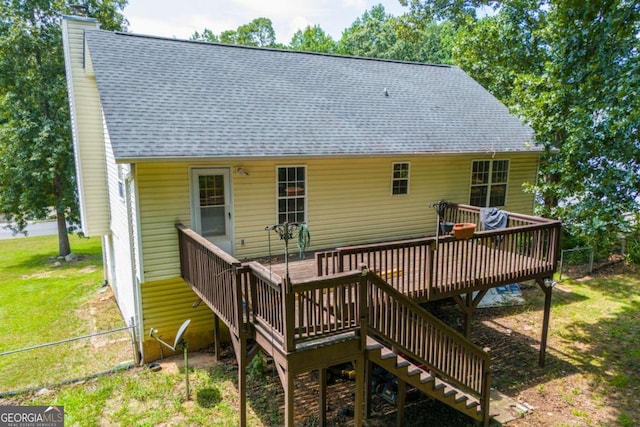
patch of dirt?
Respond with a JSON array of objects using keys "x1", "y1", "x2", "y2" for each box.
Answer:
[
  {"x1": 75, "y1": 285, "x2": 132, "y2": 350},
  {"x1": 155, "y1": 353, "x2": 220, "y2": 375}
]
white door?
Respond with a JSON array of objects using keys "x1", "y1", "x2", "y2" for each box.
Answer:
[{"x1": 191, "y1": 168, "x2": 233, "y2": 254}]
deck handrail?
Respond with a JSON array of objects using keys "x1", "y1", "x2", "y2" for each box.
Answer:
[
  {"x1": 365, "y1": 270, "x2": 490, "y2": 399},
  {"x1": 244, "y1": 261, "x2": 287, "y2": 346},
  {"x1": 316, "y1": 204, "x2": 561, "y2": 301},
  {"x1": 429, "y1": 223, "x2": 560, "y2": 299},
  {"x1": 176, "y1": 224, "x2": 246, "y2": 336},
  {"x1": 285, "y1": 271, "x2": 364, "y2": 351},
  {"x1": 442, "y1": 203, "x2": 559, "y2": 232}
]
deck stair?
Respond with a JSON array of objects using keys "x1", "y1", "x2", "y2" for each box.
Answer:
[{"x1": 366, "y1": 336, "x2": 485, "y2": 422}]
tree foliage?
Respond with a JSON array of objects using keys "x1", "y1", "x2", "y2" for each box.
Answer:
[
  {"x1": 289, "y1": 25, "x2": 336, "y2": 53},
  {"x1": 0, "y1": 0, "x2": 128, "y2": 255},
  {"x1": 337, "y1": 4, "x2": 456, "y2": 64},
  {"x1": 192, "y1": 17, "x2": 281, "y2": 48},
  {"x1": 406, "y1": 0, "x2": 640, "y2": 253}
]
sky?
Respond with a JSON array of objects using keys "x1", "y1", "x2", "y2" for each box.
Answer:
[{"x1": 122, "y1": 0, "x2": 410, "y2": 44}]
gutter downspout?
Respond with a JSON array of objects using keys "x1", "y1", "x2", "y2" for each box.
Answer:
[{"x1": 125, "y1": 164, "x2": 144, "y2": 364}]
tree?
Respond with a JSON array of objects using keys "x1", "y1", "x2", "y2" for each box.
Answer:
[
  {"x1": 0, "y1": 0, "x2": 128, "y2": 256},
  {"x1": 337, "y1": 5, "x2": 456, "y2": 64},
  {"x1": 338, "y1": 5, "x2": 399, "y2": 58},
  {"x1": 289, "y1": 25, "x2": 336, "y2": 53},
  {"x1": 522, "y1": 1, "x2": 640, "y2": 251},
  {"x1": 406, "y1": 0, "x2": 640, "y2": 253},
  {"x1": 191, "y1": 28, "x2": 219, "y2": 43},
  {"x1": 192, "y1": 17, "x2": 281, "y2": 48},
  {"x1": 237, "y1": 17, "x2": 277, "y2": 47}
]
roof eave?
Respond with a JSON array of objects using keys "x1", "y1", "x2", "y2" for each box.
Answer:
[{"x1": 114, "y1": 148, "x2": 543, "y2": 164}]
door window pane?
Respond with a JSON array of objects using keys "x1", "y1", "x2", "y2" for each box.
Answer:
[
  {"x1": 199, "y1": 174, "x2": 225, "y2": 236},
  {"x1": 200, "y1": 206, "x2": 225, "y2": 236},
  {"x1": 199, "y1": 175, "x2": 224, "y2": 206}
]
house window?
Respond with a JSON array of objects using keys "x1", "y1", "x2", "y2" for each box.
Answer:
[
  {"x1": 392, "y1": 162, "x2": 409, "y2": 195},
  {"x1": 470, "y1": 160, "x2": 509, "y2": 207},
  {"x1": 277, "y1": 166, "x2": 306, "y2": 224},
  {"x1": 117, "y1": 164, "x2": 127, "y2": 200}
]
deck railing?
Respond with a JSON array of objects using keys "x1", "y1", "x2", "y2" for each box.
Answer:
[
  {"x1": 367, "y1": 272, "x2": 490, "y2": 399},
  {"x1": 244, "y1": 261, "x2": 286, "y2": 346},
  {"x1": 316, "y1": 204, "x2": 561, "y2": 300},
  {"x1": 178, "y1": 225, "x2": 365, "y2": 353},
  {"x1": 176, "y1": 224, "x2": 246, "y2": 336}
]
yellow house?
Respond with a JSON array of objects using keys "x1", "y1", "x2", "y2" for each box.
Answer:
[{"x1": 62, "y1": 15, "x2": 541, "y2": 363}]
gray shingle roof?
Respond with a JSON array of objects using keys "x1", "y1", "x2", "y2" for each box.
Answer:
[{"x1": 84, "y1": 30, "x2": 537, "y2": 160}]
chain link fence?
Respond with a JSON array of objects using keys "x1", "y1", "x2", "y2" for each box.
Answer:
[
  {"x1": 558, "y1": 247, "x2": 594, "y2": 281},
  {"x1": 0, "y1": 325, "x2": 137, "y2": 397}
]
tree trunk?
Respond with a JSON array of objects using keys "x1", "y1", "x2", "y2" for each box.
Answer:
[
  {"x1": 56, "y1": 204, "x2": 71, "y2": 256},
  {"x1": 53, "y1": 172, "x2": 71, "y2": 256}
]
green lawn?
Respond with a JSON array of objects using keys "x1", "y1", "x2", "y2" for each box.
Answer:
[{"x1": 0, "y1": 235, "x2": 131, "y2": 393}]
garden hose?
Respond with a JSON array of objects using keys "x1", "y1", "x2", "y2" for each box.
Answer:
[{"x1": 297, "y1": 223, "x2": 310, "y2": 258}]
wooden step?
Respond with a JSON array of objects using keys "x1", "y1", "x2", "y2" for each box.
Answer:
[
  {"x1": 365, "y1": 336, "x2": 383, "y2": 351},
  {"x1": 380, "y1": 347, "x2": 396, "y2": 360},
  {"x1": 406, "y1": 363, "x2": 422, "y2": 377},
  {"x1": 396, "y1": 355, "x2": 410, "y2": 368},
  {"x1": 455, "y1": 393, "x2": 469, "y2": 404},
  {"x1": 433, "y1": 378, "x2": 446, "y2": 391},
  {"x1": 466, "y1": 400, "x2": 480, "y2": 410},
  {"x1": 419, "y1": 372, "x2": 434, "y2": 384},
  {"x1": 443, "y1": 386, "x2": 457, "y2": 398}
]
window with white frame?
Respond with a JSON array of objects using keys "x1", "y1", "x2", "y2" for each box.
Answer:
[
  {"x1": 392, "y1": 162, "x2": 409, "y2": 195},
  {"x1": 277, "y1": 166, "x2": 306, "y2": 224},
  {"x1": 470, "y1": 159, "x2": 509, "y2": 207}
]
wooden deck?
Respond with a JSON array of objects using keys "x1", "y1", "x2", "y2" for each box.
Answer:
[
  {"x1": 175, "y1": 204, "x2": 561, "y2": 427},
  {"x1": 265, "y1": 238, "x2": 553, "y2": 301}
]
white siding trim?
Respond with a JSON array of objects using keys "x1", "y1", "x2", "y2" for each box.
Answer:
[{"x1": 61, "y1": 17, "x2": 110, "y2": 236}]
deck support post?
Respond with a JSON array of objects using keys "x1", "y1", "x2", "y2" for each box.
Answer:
[
  {"x1": 364, "y1": 358, "x2": 373, "y2": 419},
  {"x1": 284, "y1": 369, "x2": 295, "y2": 426},
  {"x1": 318, "y1": 368, "x2": 327, "y2": 427},
  {"x1": 213, "y1": 314, "x2": 221, "y2": 362},
  {"x1": 354, "y1": 357, "x2": 365, "y2": 427},
  {"x1": 236, "y1": 336, "x2": 247, "y2": 427},
  {"x1": 453, "y1": 290, "x2": 488, "y2": 338},
  {"x1": 273, "y1": 362, "x2": 295, "y2": 426},
  {"x1": 537, "y1": 278, "x2": 553, "y2": 367},
  {"x1": 396, "y1": 378, "x2": 406, "y2": 427},
  {"x1": 464, "y1": 291, "x2": 473, "y2": 338}
]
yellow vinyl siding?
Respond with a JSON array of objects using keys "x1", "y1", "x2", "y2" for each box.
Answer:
[
  {"x1": 503, "y1": 154, "x2": 539, "y2": 214},
  {"x1": 134, "y1": 153, "x2": 538, "y2": 275},
  {"x1": 62, "y1": 18, "x2": 110, "y2": 236},
  {"x1": 140, "y1": 278, "x2": 217, "y2": 362},
  {"x1": 136, "y1": 163, "x2": 191, "y2": 282}
]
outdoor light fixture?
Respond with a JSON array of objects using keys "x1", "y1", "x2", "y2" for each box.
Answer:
[
  {"x1": 149, "y1": 319, "x2": 191, "y2": 399},
  {"x1": 236, "y1": 167, "x2": 249, "y2": 176}
]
